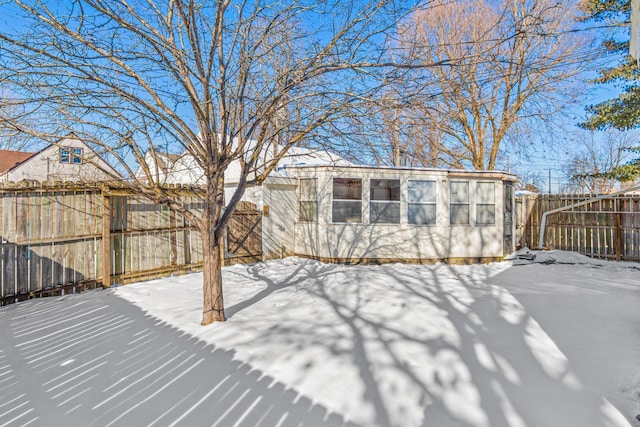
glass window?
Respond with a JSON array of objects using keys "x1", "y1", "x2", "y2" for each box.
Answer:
[
  {"x1": 333, "y1": 178, "x2": 362, "y2": 200},
  {"x1": 299, "y1": 178, "x2": 318, "y2": 222},
  {"x1": 370, "y1": 200, "x2": 400, "y2": 223},
  {"x1": 408, "y1": 180, "x2": 436, "y2": 225},
  {"x1": 332, "y1": 178, "x2": 362, "y2": 223},
  {"x1": 332, "y1": 201, "x2": 362, "y2": 223},
  {"x1": 370, "y1": 179, "x2": 400, "y2": 201},
  {"x1": 476, "y1": 182, "x2": 495, "y2": 225},
  {"x1": 450, "y1": 181, "x2": 469, "y2": 225},
  {"x1": 370, "y1": 179, "x2": 400, "y2": 224},
  {"x1": 72, "y1": 147, "x2": 83, "y2": 164},
  {"x1": 299, "y1": 201, "x2": 318, "y2": 222},
  {"x1": 299, "y1": 178, "x2": 317, "y2": 200},
  {"x1": 60, "y1": 148, "x2": 70, "y2": 163}
]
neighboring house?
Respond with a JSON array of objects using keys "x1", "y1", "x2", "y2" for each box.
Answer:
[{"x1": 0, "y1": 136, "x2": 121, "y2": 183}]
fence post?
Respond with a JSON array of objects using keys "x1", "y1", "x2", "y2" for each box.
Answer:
[
  {"x1": 101, "y1": 188, "x2": 111, "y2": 288},
  {"x1": 615, "y1": 198, "x2": 622, "y2": 261}
]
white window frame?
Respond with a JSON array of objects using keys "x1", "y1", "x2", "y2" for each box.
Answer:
[
  {"x1": 449, "y1": 181, "x2": 470, "y2": 225},
  {"x1": 407, "y1": 180, "x2": 437, "y2": 226},
  {"x1": 369, "y1": 178, "x2": 400, "y2": 224},
  {"x1": 298, "y1": 178, "x2": 318, "y2": 223},
  {"x1": 332, "y1": 177, "x2": 362, "y2": 223},
  {"x1": 475, "y1": 181, "x2": 496, "y2": 225}
]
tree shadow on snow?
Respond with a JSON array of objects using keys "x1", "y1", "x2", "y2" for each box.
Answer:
[{"x1": 232, "y1": 260, "x2": 626, "y2": 427}]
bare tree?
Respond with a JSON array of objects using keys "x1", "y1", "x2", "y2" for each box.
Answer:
[
  {"x1": 0, "y1": 90, "x2": 39, "y2": 150},
  {"x1": 389, "y1": 0, "x2": 594, "y2": 170},
  {"x1": 0, "y1": 0, "x2": 437, "y2": 324},
  {"x1": 562, "y1": 129, "x2": 636, "y2": 194},
  {"x1": 514, "y1": 170, "x2": 544, "y2": 193}
]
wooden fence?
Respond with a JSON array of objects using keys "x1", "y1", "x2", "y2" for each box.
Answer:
[
  {"x1": 0, "y1": 182, "x2": 262, "y2": 305},
  {"x1": 516, "y1": 194, "x2": 640, "y2": 261}
]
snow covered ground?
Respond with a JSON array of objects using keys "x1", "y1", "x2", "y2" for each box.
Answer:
[{"x1": 110, "y1": 250, "x2": 640, "y2": 427}]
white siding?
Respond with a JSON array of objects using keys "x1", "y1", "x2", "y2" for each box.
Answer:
[
  {"x1": 5, "y1": 138, "x2": 118, "y2": 182},
  {"x1": 292, "y1": 167, "x2": 514, "y2": 261}
]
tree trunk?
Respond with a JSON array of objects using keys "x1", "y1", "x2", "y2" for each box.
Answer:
[
  {"x1": 201, "y1": 227, "x2": 226, "y2": 325},
  {"x1": 201, "y1": 171, "x2": 226, "y2": 325}
]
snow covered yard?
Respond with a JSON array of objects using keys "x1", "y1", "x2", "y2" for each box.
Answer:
[
  {"x1": 112, "y1": 251, "x2": 640, "y2": 427},
  {"x1": 0, "y1": 251, "x2": 638, "y2": 426}
]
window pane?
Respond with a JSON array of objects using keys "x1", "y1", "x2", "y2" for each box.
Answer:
[
  {"x1": 299, "y1": 178, "x2": 317, "y2": 200},
  {"x1": 408, "y1": 180, "x2": 436, "y2": 203},
  {"x1": 450, "y1": 205, "x2": 469, "y2": 225},
  {"x1": 332, "y1": 201, "x2": 361, "y2": 223},
  {"x1": 450, "y1": 181, "x2": 468, "y2": 203},
  {"x1": 477, "y1": 204, "x2": 495, "y2": 225},
  {"x1": 408, "y1": 204, "x2": 436, "y2": 225},
  {"x1": 370, "y1": 202, "x2": 400, "y2": 224},
  {"x1": 370, "y1": 179, "x2": 400, "y2": 201},
  {"x1": 476, "y1": 182, "x2": 495, "y2": 204},
  {"x1": 299, "y1": 201, "x2": 318, "y2": 222},
  {"x1": 60, "y1": 148, "x2": 70, "y2": 163},
  {"x1": 333, "y1": 178, "x2": 362, "y2": 200}
]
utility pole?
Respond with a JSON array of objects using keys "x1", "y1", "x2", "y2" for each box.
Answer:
[{"x1": 548, "y1": 169, "x2": 552, "y2": 194}]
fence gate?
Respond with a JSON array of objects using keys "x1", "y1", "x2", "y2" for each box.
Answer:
[{"x1": 225, "y1": 201, "x2": 263, "y2": 265}]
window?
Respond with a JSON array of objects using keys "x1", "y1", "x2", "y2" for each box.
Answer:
[
  {"x1": 476, "y1": 182, "x2": 495, "y2": 225},
  {"x1": 408, "y1": 180, "x2": 436, "y2": 225},
  {"x1": 60, "y1": 147, "x2": 83, "y2": 164},
  {"x1": 72, "y1": 147, "x2": 83, "y2": 164},
  {"x1": 332, "y1": 178, "x2": 362, "y2": 223},
  {"x1": 450, "y1": 181, "x2": 469, "y2": 225},
  {"x1": 299, "y1": 178, "x2": 318, "y2": 222},
  {"x1": 370, "y1": 179, "x2": 400, "y2": 224},
  {"x1": 60, "y1": 148, "x2": 71, "y2": 163}
]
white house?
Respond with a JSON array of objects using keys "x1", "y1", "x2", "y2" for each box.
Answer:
[
  {"x1": 135, "y1": 144, "x2": 517, "y2": 263},
  {"x1": 286, "y1": 165, "x2": 517, "y2": 264},
  {"x1": 0, "y1": 137, "x2": 121, "y2": 183}
]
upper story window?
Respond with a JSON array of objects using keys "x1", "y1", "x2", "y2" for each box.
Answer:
[
  {"x1": 72, "y1": 147, "x2": 83, "y2": 164},
  {"x1": 60, "y1": 147, "x2": 83, "y2": 164},
  {"x1": 332, "y1": 178, "x2": 362, "y2": 223},
  {"x1": 449, "y1": 181, "x2": 469, "y2": 225},
  {"x1": 299, "y1": 178, "x2": 318, "y2": 222},
  {"x1": 476, "y1": 182, "x2": 496, "y2": 225},
  {"x1": 408, "y1": 180, "x2": 436, "y2": 225},
  {"x1": 369, "y1": 179, "x2": 400, "y2": 224}
]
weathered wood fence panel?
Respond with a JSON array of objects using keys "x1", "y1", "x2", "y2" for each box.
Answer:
[
  {"x1": 0, "y1": 182, "x2": 263, "y2": 305},
  {"x1": 516, "y1": 194, "x2": 640, "y2": 262},
  {"x1": 226, "y1": 201, "x2": 263, "y2": 265}
]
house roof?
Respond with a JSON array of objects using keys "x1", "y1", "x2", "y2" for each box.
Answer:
[
  {"x1": 284, "y1": 164, "x2": 518, "y2": 181},
  {"x1": 0, "y1": 150, "x2": 37, "y2": 174}
]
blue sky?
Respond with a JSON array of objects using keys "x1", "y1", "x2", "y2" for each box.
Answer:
[{"x1": 1, "y1": 0, "x2": 636, "y2": 191}]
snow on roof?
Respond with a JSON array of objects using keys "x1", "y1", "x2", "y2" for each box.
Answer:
[
  {"x1": 139, "y1": 139, "x2": 352, "y2": 184},
  {"x1": 515, "y1": 190, "x2": 539, "y2": 196}
]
